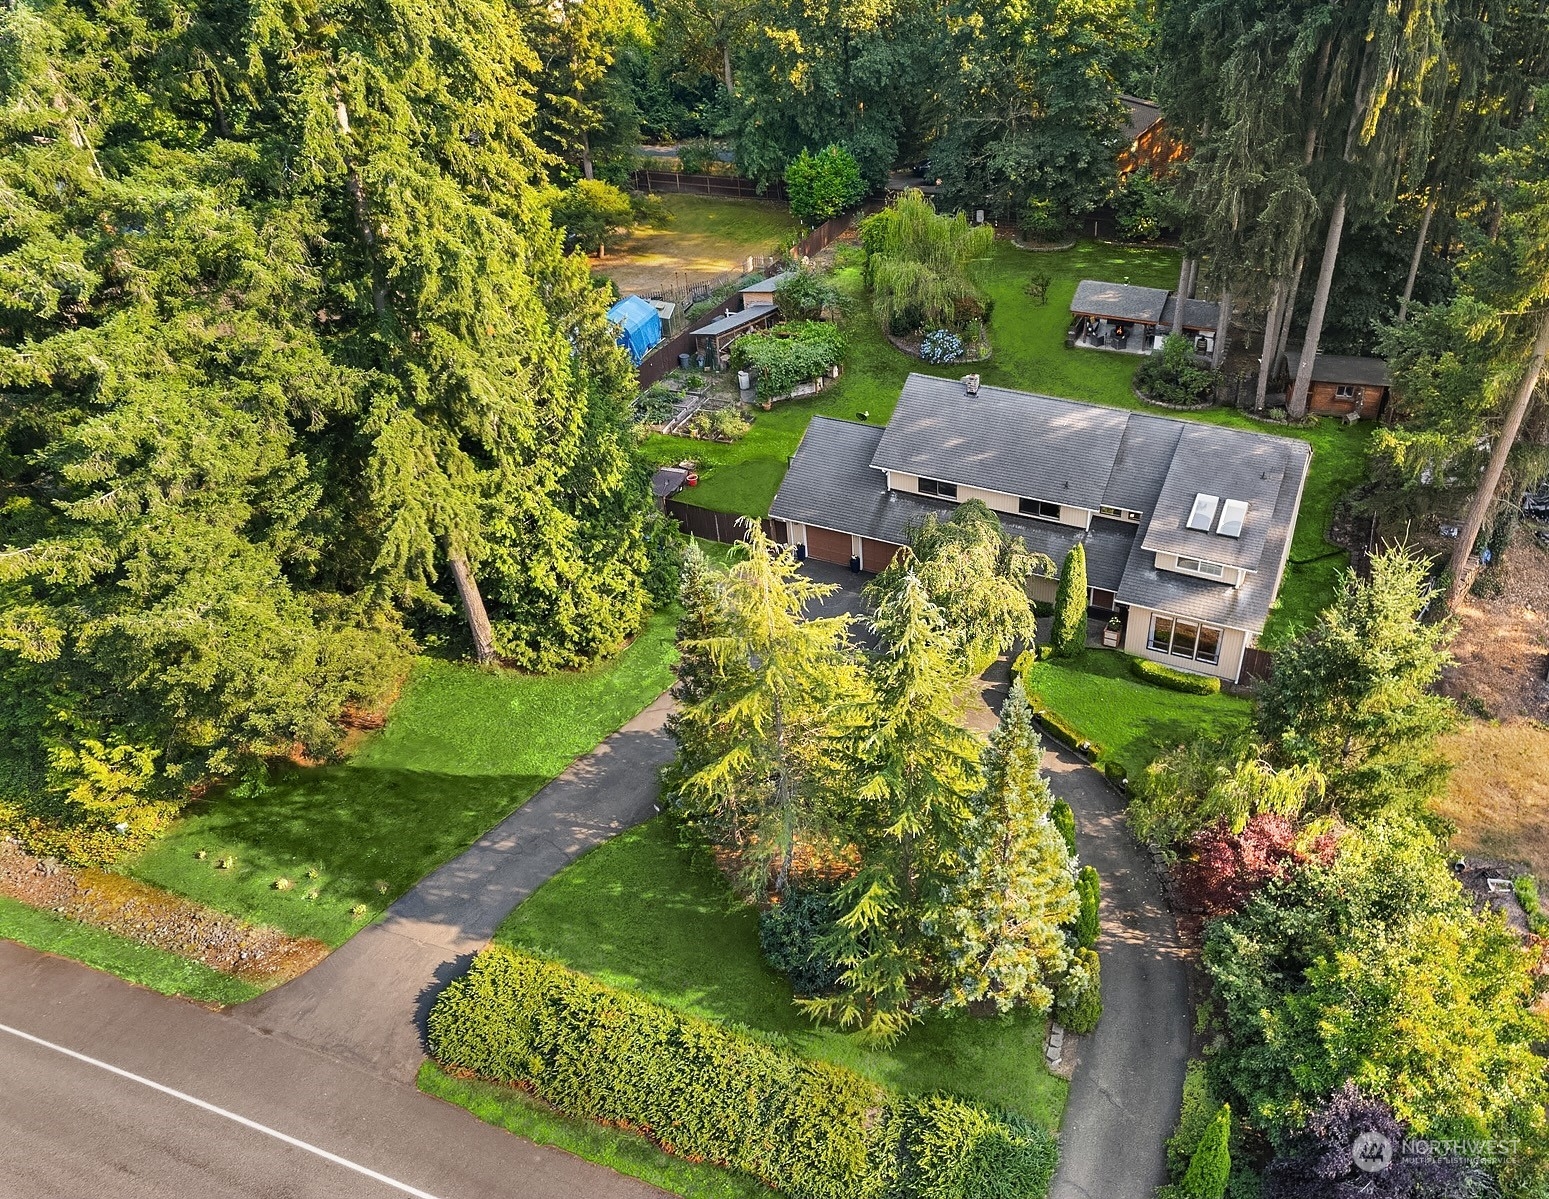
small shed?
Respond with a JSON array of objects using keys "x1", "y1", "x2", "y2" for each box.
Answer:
[
  {"x1": 1069, "y1": 280, "x2": 1169, "y2": 354},
  {"x1": 649, "y1": 298, "x2": 678, "y2": 336},
  {"x1": 1157, "y1": 295, "x2": 1222, "y2": 354},
  {"x1": 692, "y1": 303, "x2": 779, "y2": 370},
  {"x1": 1280, "y1": 348, "x2": 1392, "y2": 420},
  {"x1": 738, "y1": 270, "x2": 798, "y2": 309},
  {"x1": 606, "y1": 295, "x2": 663, "y2": 365},
  {"x1": 651, "y1": 465, "x2": 692, "y2": 509}
]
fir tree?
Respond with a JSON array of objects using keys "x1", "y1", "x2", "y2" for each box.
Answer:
[
  {"x1": 1182, "y1": 1104, "x2": 1231, "y2": 1199},
  {"x1": 938, "y1": 679, "x2": 1079, "y2": 1014},
  {"x1": 1050, "y1": 544, "x2": 1088, "y2": 658}
]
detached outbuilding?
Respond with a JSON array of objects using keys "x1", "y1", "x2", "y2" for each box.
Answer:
[
  {"x1": 606, "y1": 295, "x2": 663, "y2": 365},
  {"x1": 1279, "y1": 349, "x2": 1392, "y2": 420}
]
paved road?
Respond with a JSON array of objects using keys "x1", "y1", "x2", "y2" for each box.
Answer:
[
  {"x1": 234, "y1": 692, "x2": 675, "y2": 1082},
  {"x1": 1043, "y1": 745, "x2": 1190, "y2": 1199},
  {"x1": 0, "y1": 942, "x2": 665, "y2": 1198}
]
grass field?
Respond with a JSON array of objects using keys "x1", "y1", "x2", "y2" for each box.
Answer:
[
  {"x1": 0, "y1": 896, "x2": 260, "y2": 1005},
  {"x1": 1020, "y1": 649, "x2": 1255, "y2": 781},
  {"x1": 644, "y1": 236, "x2": 1368, "y2": 638},
  {"x1": 418, "y1": 1063, "x2": 774, "y2": 1199},
  {"x1": 598, "y1": 194, "x2": 797, "y2": 296},
  {"x1": 496, "y1": 815, "x2": 1068, "y2": 1131},
  {"x1": 1434, "y1": 720, "x2": 1549, "y2": 878},
  {"x1": 124, "y1": 616, "x2": 678, "y2": 946}
]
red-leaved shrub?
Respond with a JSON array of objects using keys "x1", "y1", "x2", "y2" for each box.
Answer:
[{"x1": 1175, "y1": 814, "x2": 1340, "y2": 917}]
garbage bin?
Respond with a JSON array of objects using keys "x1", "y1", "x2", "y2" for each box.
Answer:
[
  {"x1": 678, "y1": 352, "x2": 691, "y2": 370},
  {"x1": 737, "y1": 370, "x2": 752, "y2": 391}
]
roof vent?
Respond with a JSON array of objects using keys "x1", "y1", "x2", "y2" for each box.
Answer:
[
  {"x1": 963, "y1": 374, "x2": 981, "y2": 396},
  {"x1": 1187, "y1": 493, "x2": 1219, "y2": 531}
]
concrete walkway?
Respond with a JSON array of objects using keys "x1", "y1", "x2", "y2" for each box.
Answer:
[
  {"x1": 1044, "y1": 744, "x2": 1190, "y2": 1199},
  {"x1": 233, "y1": 693, "x2": 674, "y2": 1082}
]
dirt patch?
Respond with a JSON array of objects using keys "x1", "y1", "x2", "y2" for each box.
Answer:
[
  {"x1": 0, "y1": 838, "x2": 329, "y2": 987},
  {"x1": 1437, "y1": 525, "x2": 1549, "y2": 721},
  {"x1": 1434, "y1": 720, "x2": 1549, "y2": 879}
]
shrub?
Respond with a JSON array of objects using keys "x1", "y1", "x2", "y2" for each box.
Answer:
[
  {"x1": 759, "y1": 883, "x2": 844, "y2": 995},
  {"x1": 1054, "y1": 947, "x2": 1101, "y2": 1034},
  {"x1": 547, "y1": 179, "x2": 635, "y2": 253},
  {"x1": 709, "y1": 408, "x2": 751, "y2": 441},
  {"x1": 1075, "y1": 866, "x2": 1100, "y2": 950},
  {"x1": 731, "y1": 321, "x2": 845, "y2": 398},
  {"x1": 1011, "y1": 649, "x2": 1036, "y2": 680},
  {"x1": 1051, "y1": 800, "x2": 1077, "y2": 857},
  {"x1": 1130, "y1": 657, "x2": 1221, "y2": 695},
  {"x1": 774, "y1": 270, "x2": 844, "y2": 321},
  {"x1": 1135, "y1": 336, "x2": 1220, "y2": 407},
  {"x1": 1181, "y1": 1105, "x2": 1231, "y2": 1199},
  {"x1": 428, "y1": 947, "x2": 1060, "y2": 1199},
  {"x1": 1050, "y1": 545, "x2": 1087, "y2": 658},
  {"x1": 1019, "y1": 197, "x2": 1066, "y2": 243},
  {"x1": 1174, "y1": 813, "x2": 1338, "y2": 918},
  {"x1": 1024, "y1": 273, "x2": 1051, "y2": 305},
  {"x1": 920, "y1": 328, "x2": 965, "y2": 363},
  {"x1": 1166, "y1": 1062, "x2": 1220, "y2": 1179},
  {"x1": 1102, "y1": 761, "x2": 1126, "y2": 788},
  {"x1": 1111, "y1": 173, "x2": 1171, "y2": 243},
  {"x1": 785, "y1": 145, "x2": 866, "y2": 225},
  {"x1": 676, "y1": 139, "x2": 719, "y2": 174},
  {"x1": 1515, "y1": 875, "x2": 1549, "y2": 934},
  {"x1": 1032, "y1": 601, "x2": 1055, "y2": 618},
  {"x1": 1029, "y1": 708, "x2": 1101, "y2": 759}
]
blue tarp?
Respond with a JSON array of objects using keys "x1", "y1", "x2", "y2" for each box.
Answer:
[{"x1": 606, "y1": 295, "x2": 662, "y2": 365}]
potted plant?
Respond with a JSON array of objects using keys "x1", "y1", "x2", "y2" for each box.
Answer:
[{"x1": 1102, "y1": 615, "x2": 1122, "y2": 648}]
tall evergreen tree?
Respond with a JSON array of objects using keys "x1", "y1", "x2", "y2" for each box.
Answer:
[
  {"x1": 1182, "y1": 1104, "x2": 1231, "y2": 1199},
  {"x1": 1050, "y1": 543, "x2": 1087, "y2": 658},
  {"x1": 938, "y1": 679, "x2": 1078, "y2": 1014},
  {"x1": 805, "y1": 569, "x2": 983, "y2": 1041}
]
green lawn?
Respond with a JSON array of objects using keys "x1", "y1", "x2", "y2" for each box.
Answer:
[
  {"x1": 645, "y1": 236, "x2": 1369, "y2": 635},
  {"x1": 1020, "y1": 649, "x2": 1254, "y2": 781},
  {"x1": 497, "y1": 815, "x2": 1068, "y2": 1131},
  {"x1": 0, "y1": 895, "x2": 259, "y2": 1005},
  {"x1": 418, "y1": 1063, "x2": 775, "y2": 1199},
  {"x1": 124, "y1": 615, "x2": 679, "y2": 946}
]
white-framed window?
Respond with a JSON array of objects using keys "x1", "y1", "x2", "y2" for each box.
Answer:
[
  {"x1": 1174, "y1": 556, "x2": 1226, "y2": 579},
  {"x1": 1334, "y1": 384, "x2": 1359, "y2": 399},
  {"x1": 918, "y1": 477, "x2": 958, "y2": 499},
  {"x1": 1148, "y1": 614, "x2": 1223, "y2": 665},
  {"x1": 1100, "y1": 505, "x2": 1142, "y2": 522},
  {"x1": 1019, "y1": 497, "x2": 1061, "y2": 521}
]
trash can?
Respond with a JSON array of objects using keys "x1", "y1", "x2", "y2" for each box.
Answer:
[
  {"x1": 678, "y1": 352, "x2": 691, "y2": 370},
  {"x1": 737, "y1": 370, "x2": 752, "y2": 391}
]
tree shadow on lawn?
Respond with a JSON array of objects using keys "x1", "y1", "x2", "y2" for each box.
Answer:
[{"x1": 127, "y1": 765, "x2": 551, "y2": 946}]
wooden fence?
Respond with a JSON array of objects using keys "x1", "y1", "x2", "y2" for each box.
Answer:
[
  {"x1": 631, "y1": 170, "x2": 786, "y2": 201},
  {"x1": 792, "y1": 212, "x2": 858, "y2": 259},
  {"x1": 1239, "y1": 647, "x2": 1274, "y2": 684},
  {"x1": 665, "y1": 499, "x2": 785, "y2": 545}
]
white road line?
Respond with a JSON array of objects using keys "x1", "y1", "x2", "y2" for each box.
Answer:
[{"x1": 0, "y1": 1021, "x2": 443, "y2": 1199}]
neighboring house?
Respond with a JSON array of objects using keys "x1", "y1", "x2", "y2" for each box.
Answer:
[
  {"x1": 1117, "y1": 96, "x2": 1184, "y2": 177},
  {"x1": 1069, "y1": 280, "x2": 1221, "y2": 355},
  {"x1": 605, "y1": 295, "x2": 663, "y2": 365},
  {"x1": 769, "y1": 373, "x2": 1312, "y2": 683},
  {"x1": 1279, "y1": 348, "x2": 1392, "y2": 420}
]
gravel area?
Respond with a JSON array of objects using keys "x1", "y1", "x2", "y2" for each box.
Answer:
[{"x1": 0, "y1": 838, "x2": 327, "y2": 986}]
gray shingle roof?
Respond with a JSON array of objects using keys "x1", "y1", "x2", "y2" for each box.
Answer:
[
  {"x1": 740, "y1": 271, "x2": 797, "y2": 294},
  {"x1": 1100, "y1": 414, "x2": 1181, "y2": 515},
  {"x1": 870, "y1": 374, "x2": 1131, "y2": 512},
  {"x1": 694, "y1": 303, "x2": 776, "y2": 337},
  {"x1": 1121, "y1": 95, "x2": 1164, "y2": 144},
  {"x1": 1281, "y1": 348, "x2": 1391, "y2": 388},
  {"x1": 1070, "y1": 280, "x2": 1168, "y2": 324},
  {"x1": 1158, "y1": 295, "x2": 1222, "y2": 332}
]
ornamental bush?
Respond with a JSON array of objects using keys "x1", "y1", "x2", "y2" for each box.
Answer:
[
  {"x1": 1074, "y1": 866, "x2": 1100, "y2": 950},
  {"x1": 1051, "y1": 800, "x2": 1077, "y2": 856},
  {"x1": 1135, "y1": 335, "x2": 1219, "y2": 406},
  {"x1": 1054, "y1": 946, "x2": 1101, "y2": 1034},
  {"x1": 429, "y1": 948, "x2": 1060, "y2": 1199},
  {"x1": 785, "y1": 145, "x2": 866, "y2": 225},
  {"x1": 1129, "y1": 657, "x2": 1221, "y2": 695},
  {"x1": 921, "y1": 328, "x2": 965, "y2": 363},
  {"x1": 1050, "y1": 545, "x2": 1087, "y2": 658},
  {"x1": 759, "y1": 882, "x2": 845, "y2": 995},
  {"x1": 1180, "y1": 1105, "x2": 1231, "y2": 1199}
]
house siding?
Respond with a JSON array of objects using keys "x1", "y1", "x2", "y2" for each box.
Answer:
[
  {"x1": 886, "y1": 471, "x2": 1091, "y2": 529},
  {"x1": 1123, "y1": 605, "x2": 1248, "y2": 682},
  {"x1": 1152, "y1": 552, "x2": 1248, "y2": 588},
  {"x1": 1305, "y1": 380, "x2": 1387, "y2": 420}
]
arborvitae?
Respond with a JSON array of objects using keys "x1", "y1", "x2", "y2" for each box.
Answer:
[
  {"x1": 1181, "y1": 1104, "x2": 1231, "y2": 1199},
  {"x1": 1050, "y1": 543, "x2": 1087, "y2": 658},
  {"x1": 938, "y1": 679, "x2": 1079, "y2": 1014}
]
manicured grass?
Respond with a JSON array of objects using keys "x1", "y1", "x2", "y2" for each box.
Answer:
[
  {"x1": 418, "y1": 1062, "x2": 775, "y2": 1199},
  {"x1": 1020, "y1": 649, "x2": 1254, "y2": 781},
  {"x1": 646, "y1": 235, "x2": 1369, "y2": 634},
  {"x1": 0, "y1": 896, "x2": 259, "y2": 1005},
  {"x1": 497, "y1": 816, "x2": 1068, "y2": 1131},
  {"x1": 599, "y1": 194, "x2": 798, "y2": 296},
  {"x1": 125, "y1": 615, "x2": 678, "y2": 946}
]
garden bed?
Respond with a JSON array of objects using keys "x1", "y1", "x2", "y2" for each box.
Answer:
[
  {"x1": 0, "y1": 837, "x2": 326, "y2": 987},
  {"x1": 884, "y1": 329, "x2": 991, "y2": 364}
]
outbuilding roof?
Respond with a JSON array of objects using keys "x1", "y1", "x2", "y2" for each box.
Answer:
[
  {"x1": 1121, "y1": 95, "x2": 1164, "y2": 144},
  {"x1": 1158, "y1": 295, "x2": 1222, "y2": 332},
  {"x1": 693, "y1": 303, "x2": 777, "y2": 338},
  {"x1": 740, "y1": 270, "x2": 797, "y2": 295},
  {"x1": 1070, "y1": 279, "x2": 1169, "y2": 324},
  {"x1": 1281, "y1": 348, "x2": 1391, "y2": 388}
]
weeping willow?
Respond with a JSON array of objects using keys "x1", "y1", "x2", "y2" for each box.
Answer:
[{"x1": 860, "y1": 190, "x2": 995, "y2": 334}]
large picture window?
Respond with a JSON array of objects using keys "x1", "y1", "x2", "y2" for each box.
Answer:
[
  {"x1": 1019, "y1": 497, "x2": 1061, "y2": 521},
  {"x1": 1175, "y1": 556, "x2": 1226, "y2": 579},
  {"x1": 1147, "y1": 614, "x2": 1223, "y2": 666},
  {"x1": 918, "y1": 477, "x2": 958, "y2": 499}
]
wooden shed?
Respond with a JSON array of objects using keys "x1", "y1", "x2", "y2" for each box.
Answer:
[{"x1": 1280, "y1": 349, "x2": 1392, "y2": 420}]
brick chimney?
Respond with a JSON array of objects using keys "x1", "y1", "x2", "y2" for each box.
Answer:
[{"x1": 963, "y1": 373, "x2": 981, "y2": 396}]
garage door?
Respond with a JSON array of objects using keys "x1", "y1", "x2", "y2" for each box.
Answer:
[
  {"x1": 861, "y1": 538, "x2": 903, "y2": 573},
  {"x1": 805, "y1": 525, "x2": 853, "y2": 565}
]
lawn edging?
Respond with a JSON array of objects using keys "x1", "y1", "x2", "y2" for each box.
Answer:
[
  {"x1": 429, "y1": 945, "x2": 1060, "y2": 1199},
  {"x1": 0, "y1": 895, "x2": 259, "y2": 1005}
]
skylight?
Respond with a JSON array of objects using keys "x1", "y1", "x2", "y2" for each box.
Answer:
[
  {"x1": 1218, "y1": 498, "x2": 1249, "y2": 538},
  {"x1": 1187, "y1": 493, "x2": 1219, "y2": 531}
]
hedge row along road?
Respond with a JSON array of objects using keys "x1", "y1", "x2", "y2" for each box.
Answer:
[{"x1": 1, "y1": 658, "x2": 1188, "y2": 1199}]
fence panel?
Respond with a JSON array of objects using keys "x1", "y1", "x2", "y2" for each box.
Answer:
[
  {"x1": 1239, "y1": 647, "x2": 1274, "y2": 684},
  {"x1": 631, "y1": 171, "x2": 786, "y2": 202},
  {"x1": 664, "y1": 499, "x2": 785, "y2": 546}
]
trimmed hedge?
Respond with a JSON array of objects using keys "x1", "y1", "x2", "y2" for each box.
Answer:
[
  {"x1": 1023, "y1": 699, "x2": 1103, "y2": 760},
  {"x1": 428, "y1": 947, "x2": 1058, "y2": 1199},
  {"x1": 1129, "y1": 657, "x2": 1221, "y2": 695},
  {"x1": 1054, "y1": 947, "x2": 1102, "y2": 1035},
  {"x1": 1075, "y1": 866, "x2": 1100, "y2": 951}
]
